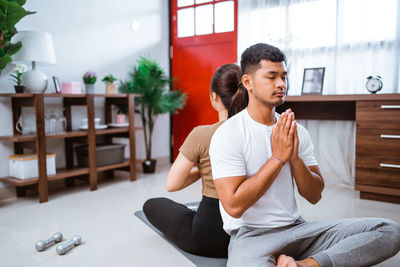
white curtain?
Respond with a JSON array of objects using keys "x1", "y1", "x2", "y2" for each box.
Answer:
[
  {"x1": 238, "y1": 0, "x2": 400, "y2": 95},
  {"x1": 238, "y1": 0, "x2": 400, "y2": 186}
]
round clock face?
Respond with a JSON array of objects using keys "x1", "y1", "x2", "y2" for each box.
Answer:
[{"x1": 366, "y1": 76, "x2": 382, "y2": 93}]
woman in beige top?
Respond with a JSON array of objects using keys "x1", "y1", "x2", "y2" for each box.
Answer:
[{"x1": 143, "y1": 64, "x2": 248, "y2": 257}]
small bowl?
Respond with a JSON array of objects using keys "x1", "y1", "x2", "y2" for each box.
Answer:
[{"x1": 82, "y1": 118, "x2": 101, "y2": 126}]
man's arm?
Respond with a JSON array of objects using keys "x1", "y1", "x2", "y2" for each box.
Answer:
[
  {"x1": 289, "y1": 124, "x2": 324, "y2": 204},
  {"x1": 214, "y1": 110, "x2": 295, "y2": 218},
  {"x1": 165, "y1": 153, "x2": 201, "y2": 192},
  {"x1": 214, "y1": 159, "x2": 283, "y2": 218}
]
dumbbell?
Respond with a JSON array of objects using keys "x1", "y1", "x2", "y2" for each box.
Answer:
[
  {"x1": 35, "y1": 232, "x2": 63, "y2": 252},
  {"x1": 56, "y1": 235, "x2": 82, "y2": 255}
]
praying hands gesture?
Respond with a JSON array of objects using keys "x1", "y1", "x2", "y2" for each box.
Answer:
[
  {"x1": 271, "y1": 109, "x2": 298, "y2": 163},
  {"x1": 272, "y1": 108, "x2": 324, "y2": 204}
]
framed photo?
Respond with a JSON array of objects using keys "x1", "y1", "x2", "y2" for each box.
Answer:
[
  {"x1": 53, "y1": 76, "x2": 62, "y2": 93},
  {"x1": 301, "y1": 67, "x2": 325, "y2": 95}
]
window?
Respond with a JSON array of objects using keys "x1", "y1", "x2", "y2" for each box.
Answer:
[{"x1": 177, "y1": 0, "x2": 235, "y2": 38}]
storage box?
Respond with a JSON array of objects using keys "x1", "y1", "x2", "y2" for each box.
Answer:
[
  {"x1": 8, "y1": 153, "x2": 56, "y2": 179},
  {"x1": 74, "y1": 144, "x2": 125, "y2": 167},
  {"x1": 61, "y1": 81, "x2": 82, "y2": 94}
]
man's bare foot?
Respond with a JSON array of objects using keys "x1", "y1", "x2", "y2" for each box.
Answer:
[{"x1": 276, "y1": 255, "x2": 320, "y2": 267}]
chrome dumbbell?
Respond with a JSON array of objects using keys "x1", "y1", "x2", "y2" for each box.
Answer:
[
  {"x1": 56, "y1": 235, "x2": 82, "y2": 255},
  {"x1": 35, "y1": 232, "x2": 63, "y2": 252}
]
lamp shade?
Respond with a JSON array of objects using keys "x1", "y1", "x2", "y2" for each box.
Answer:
[{"x1": 11, "y1": 31, "x2": 56, "y2": 66}]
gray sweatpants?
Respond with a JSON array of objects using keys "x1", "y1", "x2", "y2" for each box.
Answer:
[{"x1": 227, "y1": 217, "x2": 400, "y2": 267}]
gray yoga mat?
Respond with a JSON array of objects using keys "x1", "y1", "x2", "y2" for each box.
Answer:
[{"x1": 135, "y1": 205, "x2": 227, "y2": 267}]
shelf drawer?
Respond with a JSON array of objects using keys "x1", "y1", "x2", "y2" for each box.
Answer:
[
  {"x1": 356, "y1": 154, "x2": 400, "y2": 168},
  {"x1": 356, "y1": 128, "x2": 400, "y2": 158},
  {"x1": 356, "y1": 100, "x2": 400, "y2": 129},
  {"x1": 356, "y1": 166, "x2": 400, "y2": 189}
]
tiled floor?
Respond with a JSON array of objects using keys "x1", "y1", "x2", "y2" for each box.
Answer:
[{"x1": 1, "y1": 162, "x2": 399, "y2": 267}]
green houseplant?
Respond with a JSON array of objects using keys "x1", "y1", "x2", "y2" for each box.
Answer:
[
  {"x1": 0, "y1": 0, "x2": 35, "y2": 74},
  {"x1": 83, "y1": 70, "x2": 96, "y2": 94},
  {"x1": 9, "y1": 63, "x2": 26, "y2": 92},
  {"x1": 102, "y1": 74, "x2": 117, "y2": 94},
  {"x1": 113, "y1": 103, "x2": 128, "y2": 124},
  {"x1": 119, "y1": 57, "x2": 186, "y2": 173}
]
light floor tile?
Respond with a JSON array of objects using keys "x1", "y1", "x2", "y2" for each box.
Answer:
[{"x1": 1, "y1": 163, "x2": 399, "y2": 267}]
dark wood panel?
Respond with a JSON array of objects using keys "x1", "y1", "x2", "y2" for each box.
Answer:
[
  {"x1": 34, "y1": 94, "x2": 48, "y2": 203},
  {"x1": 359, "y1": 192, "x2": 400, "y2": 204},
  {"x1": 63, "y1": 97, "x2": 86, "y2": 106},
  {"x1": 356, "y1": 166, "x2": 400, "y2": 188},
  {"x1": 96, "y1": 159, "x2": 130, "y2": 172},
  {"x1": 356, "y1": 153, "x2": 400, "y2": 167},
  {"x1": 284, "y1": 94, "x2": 400, "y2": 102},
  {"x1": 356, "y1": 128, "x2": 400, "y2": 159},
  {"x1": 86, "y1": 95, "x2": 97, "y2": 191},
  {"x1": 0, "y1": 176, "x2": 38, "y2": 186},
  {"x1": 355, "y1": 184, "x2": 400, "y2": 196},
  {"x1": 277, "y1": 101, "x2": 355, "y2": 120},
  {"x1": 356, "y1": 100, "x2": 400, "y2": 129},
  {"x1": 48, "y1": 167, "x2": 89, "y2": 181},
  {"x1": 0, "y1": 134, "x2": 36, "y2": 142},
  {"x1": 128, "y1": 94, "x2": 137, "y2": 181}
]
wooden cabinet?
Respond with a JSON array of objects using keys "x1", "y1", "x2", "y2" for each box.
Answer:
[
  {"x1": 277, "y1": 94, "x2": 400, "y2": 204},
  {"x1": 355, "y1": 100, "x2": 400, "y2": 204},
  {"x1": 0, "y1": 93, "x2": 141, "y2": 203}
]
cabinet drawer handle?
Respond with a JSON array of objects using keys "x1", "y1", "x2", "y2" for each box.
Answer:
[
  {"x1": 380, "y1": 163, "x2": 400, "y2": 169},
  {"x1": 381, "y1": 105, "x2": 400, "y2": 109},
  {"x1": 380, "y1": 134, "x2": 400, "y2": 139}
]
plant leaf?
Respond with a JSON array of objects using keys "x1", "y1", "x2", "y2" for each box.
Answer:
[
  {"x1": 3, "y1": 40, "x2": 20, "y2": 55},
  {"x1": 118, "y1": 56, "x2": 186, "y2": 159},
  {"x1": 0, "y1": 54, "x2": 12, "y2": 74}
]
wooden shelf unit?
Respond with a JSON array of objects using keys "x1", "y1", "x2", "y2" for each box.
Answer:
[{"x1": 0, "y1": 93, "x2": 141, "y2": 203}]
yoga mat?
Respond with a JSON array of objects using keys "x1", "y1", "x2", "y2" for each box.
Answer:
[{"x1": 135, "y1": 207, "x2": 227, "y2": 267}]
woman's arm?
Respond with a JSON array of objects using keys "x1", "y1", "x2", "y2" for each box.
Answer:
[{"x1": 165, "y1": 152, "x2": 201, "y2": 192}]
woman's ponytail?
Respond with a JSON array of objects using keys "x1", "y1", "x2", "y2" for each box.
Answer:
[{"x1": 211, "y1": 64, "x2": 248, "y2": 118}]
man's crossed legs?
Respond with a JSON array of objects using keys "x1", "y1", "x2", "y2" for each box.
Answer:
[{"x1": 228, "y1": 217, "x2": 400, "y2": 267}]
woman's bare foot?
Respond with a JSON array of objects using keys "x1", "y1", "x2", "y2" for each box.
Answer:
[
  {"x1": 276, "y1": 255, "x2": 321, "y2": 267},
  {"x1": 276, "y1": 255, "x2": 297, "y2": 267}
]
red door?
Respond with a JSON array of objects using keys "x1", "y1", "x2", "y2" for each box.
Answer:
[{"x1": 171, "y1": 0, "x2": 238, "y2": 159}]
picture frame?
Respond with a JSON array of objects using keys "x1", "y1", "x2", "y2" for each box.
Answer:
[
  {"x1": 53, "y1": 76, "x2": 62, "y2": 93},
  {"x1": 301, "y1": 67, "x2": 325, "y2": 95}
]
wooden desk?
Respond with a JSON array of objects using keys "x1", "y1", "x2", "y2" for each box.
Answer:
[{"x1": 277, "y1": 94, "x2": 400, "y2": 204}]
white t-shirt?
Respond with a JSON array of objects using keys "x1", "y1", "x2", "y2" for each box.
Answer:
[{"x1": 209, "y1": 108, "x2": 317, "y2": 234}]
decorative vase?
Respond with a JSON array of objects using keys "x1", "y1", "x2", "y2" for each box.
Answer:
[
  {"x1": 142, "y1": 159, "x2": 157, "y2": 173},
  {"x1": 14, "y1": 85, "x2": 25, "y2": 93},
  {"x1": 116, "y1": 114, "x2": 126, "y2": 124},
  {"x1": 21, "y1": 70, "x2": 48, "y2": 93},
  {"x1": 85, "y1": 83, "x2": 95, "y2": 94},
  {"x1": 106, "y1": 82, "x2": 116, "y2": 94}
]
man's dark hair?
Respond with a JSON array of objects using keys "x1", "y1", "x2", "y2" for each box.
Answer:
[{"x1": 240, "y1": 43, "x2": 286, "y2": 76}]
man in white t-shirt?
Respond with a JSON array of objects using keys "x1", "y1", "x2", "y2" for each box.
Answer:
[{"x1": 209, "y1": 43, "x2": 400, "y2": 267}]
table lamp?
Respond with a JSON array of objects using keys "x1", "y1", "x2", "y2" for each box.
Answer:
[{"x1": 11, "y1": 31, "x2": 56, "y2": 93}]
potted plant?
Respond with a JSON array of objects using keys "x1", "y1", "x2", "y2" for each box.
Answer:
[
  {"x1": 10, "y1": 63, "x2": 27, "y2": 93},
  {"x1": 119, "y1": 57, "x2": 186, "y2": 173},
  {"x1": 83, "y1": 71, "x2": 96, "y2": 94},
  {"x1": 102, "y1": 74, "x2": 117, "y2": 94},
  {"x1": 114, "y1": 104, "x2": 128, "y2": 124}
]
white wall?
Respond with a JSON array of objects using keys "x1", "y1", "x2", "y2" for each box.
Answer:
[{"x1": 0, "y1": 0, "x2": 170, "y2": 199}]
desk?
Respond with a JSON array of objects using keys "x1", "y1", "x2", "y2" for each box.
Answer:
[{"x1": 276, "y1": 94, "x2": 400, "y2": 204}]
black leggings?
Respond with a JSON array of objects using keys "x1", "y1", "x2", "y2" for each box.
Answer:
[{"x1": 143, "y1": 196, "x2": 230, "y2": 258}]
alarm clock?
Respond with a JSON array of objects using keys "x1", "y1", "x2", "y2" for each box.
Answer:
[{"x1": 366, "y1": 76, "x2": 383, "y2": 94}]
